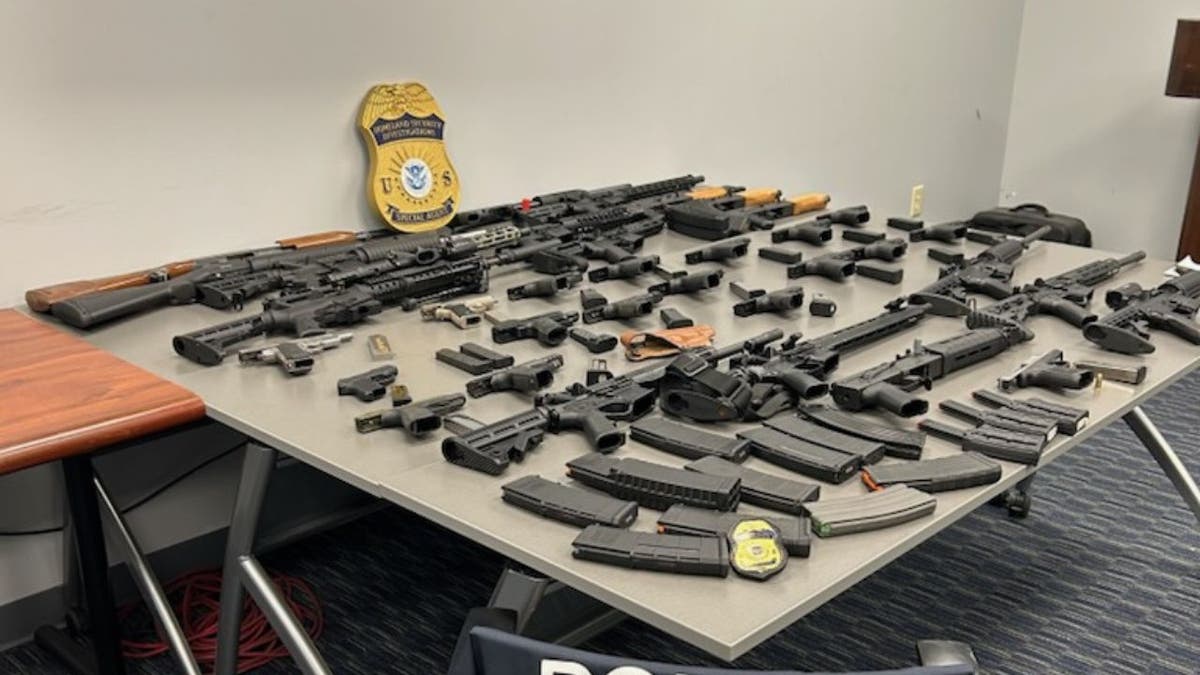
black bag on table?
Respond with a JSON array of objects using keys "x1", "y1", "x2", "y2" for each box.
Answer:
[{"x1": 969, "y1": 203, "x2": 1092, "y2": 247}]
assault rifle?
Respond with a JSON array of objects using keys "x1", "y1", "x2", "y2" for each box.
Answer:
[
  {"x1": 24, "y1": 228, "x2": 400, "y2": 315},
  {"x1": 664, "y1": 192, "x2": 830, "y2": 240},
  {"x1": 39, "y1": 228, "x2": 443, "y2": 328},
  {"x1": 829, "y1": 319, "x2": 1033, "y2": 416},
  {"x1": 656, "y1": 302, "x2": 929, "y2": 422},
  {"x1": 43, "y1": 224, "x2": 533, "y2": 330},
  {"x1": 441, "y1": 330, "x2": 783, "y2": 474},
  {"x1": 173, "y1": 257, "x2": 491, "y2": 365},
  {"x1": 33, "y1": 175, "x2": 713, "y2": 330},
  {"x1": 450, "y1": 176, "x2": 717, "y2": 231},
  {"x1": 1083, "y1": 269, "x2": 1200, "y2": 354},
  {"x1": 738, "y1": 303, "x2": 930, "y2": 419},
  {"x1": 908, "y1": 226, "x2": 1050, "y2": 316},
  {"x1": 966, "y1": 251, "x2": 1146, "y2": 329}
]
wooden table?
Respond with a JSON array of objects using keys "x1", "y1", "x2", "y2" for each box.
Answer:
[{"x1": 0, "y1": 309, "x2": 205, "y2": 675}]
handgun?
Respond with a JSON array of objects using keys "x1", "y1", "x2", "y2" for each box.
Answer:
[
  {"x1": 237, "y1": 332, "x2": 353, "y2": 375},
  {"x1": 419, "y1": 295, "x2": 497, "y2": 329},
  {"x1": 354, "y1": 393, "x2": 467, "y2": 436},
  {"x1": 337, "y1": 365, "x2": 399, "y2": 402}
]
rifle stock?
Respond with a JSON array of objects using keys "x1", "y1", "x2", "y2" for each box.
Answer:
[
  {"x1": 25, "y1": 262, "x2": 196, "y2": 312},
  {"x1": 52, "y1": 279, "x2": 201, "y2": 328},
  {"x1": 24, "y1": 229, "x2": 364, "y2": 312}
]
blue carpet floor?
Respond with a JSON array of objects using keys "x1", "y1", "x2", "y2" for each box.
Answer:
[{"x1": 3, "y1": 371, "x2": 1198, "y2": 674}]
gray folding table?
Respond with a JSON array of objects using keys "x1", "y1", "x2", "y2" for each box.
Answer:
[{"x1": 50, "y1": 227, "x2": 1200, "y2": 673}]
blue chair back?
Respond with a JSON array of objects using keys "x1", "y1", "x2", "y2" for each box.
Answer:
[{"x1": 456, "y1": 625, "x2": 975, "y2": 675}]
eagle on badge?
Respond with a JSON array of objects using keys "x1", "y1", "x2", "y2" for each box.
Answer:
[{"x1": 358, "y1": 82, "x2": 461, "y2": 232}]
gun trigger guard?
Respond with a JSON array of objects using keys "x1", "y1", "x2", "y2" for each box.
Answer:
[{"x1": 619, "y1": 325, "x2": 716, "y2": 361}]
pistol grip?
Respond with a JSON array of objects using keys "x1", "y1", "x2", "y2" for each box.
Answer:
[
  {"x1": 1160, "y1": 314, "x2": 1200, "y2": 345},
  {"x1": 1040, "y1": 296, "x2": 1096, "y2": 328}
]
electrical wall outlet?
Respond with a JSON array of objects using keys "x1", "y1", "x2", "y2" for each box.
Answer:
[{"x1": 909, "y1": 184, "x2": 925, "y2": 218}]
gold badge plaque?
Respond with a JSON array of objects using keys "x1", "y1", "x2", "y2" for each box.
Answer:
[{"x1": 358, "y1": 82, "x2": 461, "y2": 232}]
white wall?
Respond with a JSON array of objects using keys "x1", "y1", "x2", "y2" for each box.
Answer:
[
  {"x1": 1000, "y1": 0, "x2": 1200, "y2": 259},
  {"x1": 0, "y1": 0, "x2": 1026, "y2": 632},
  {"x1": 0, "y1": 0, "x2": 1025, "y2": 307}
]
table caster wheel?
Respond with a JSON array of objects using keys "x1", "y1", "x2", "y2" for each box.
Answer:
[
  {"x1": 1005, "y1": 490, "x2": 1032, "y2": 519},
  {"x1": 65, "y1": 608, "x2": 88, "y2": 635}
]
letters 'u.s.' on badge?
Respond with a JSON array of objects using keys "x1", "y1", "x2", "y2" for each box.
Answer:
[{"x1": 358, "y1": 82, "x2": 461, "y2": 232}]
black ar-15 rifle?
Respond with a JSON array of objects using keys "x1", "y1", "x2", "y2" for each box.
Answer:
[
  {"x1": 25, "y1": 228, "x2": 406, "y2": 315},
  {"x1": 37, "y1": 174, "x2": 709, "y2": 331},
  {"x1": 829, "y1": 319, "x2": 1033, "y2": 416},
  {"x1": 1083, "y1": 269, "x2": 1200, "y2": 354},
  {"x1": 44, "y1": 228, "x2": 447, "y2": 329},
  {"x1": 169, "y1": 176, "x2": 736, "y2": 364},
  {"x1": 450, "y1": 175, "x2": 710, "y2": 231},
  {"x1": 173, "y1": 256, "x2": 492, "y2": 365},
  {"x1": 441, "y1": 331, "x2": 783, "y2": 475},
  {"x1": 656, "y1": 303, "x2": 930, "y2": 422},
  {"x1": 664, "y1": 192, "x2": 830, "y2": 240},
  {"x1": 966, "y1": 251, "x2": 1146, "y2": 329},
  {"x1": 909, "y1": 226, "x2": 1050, "y2": 316},
  {"x1": 739, "y1": 303, "x2": 930, "y2": 419}
]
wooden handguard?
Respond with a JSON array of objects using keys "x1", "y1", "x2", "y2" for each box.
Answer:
[
  {"x1": 275, "y1": 230, "x2": 359, "y2": 249},
  {"x1": 788, "y1": 193, "x2": 831, "y2": 214}
]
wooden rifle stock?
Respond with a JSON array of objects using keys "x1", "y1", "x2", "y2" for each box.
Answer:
[
  {"x1": 24, "y1": 230, "x2": 363, "y2": 312},
  {"x1": 25, "y1": 262, "x2": 197, "y2": 313}
]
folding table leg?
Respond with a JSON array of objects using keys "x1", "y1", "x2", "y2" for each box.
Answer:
[
  {"x1": 60, "y1": 495, "x2": 85, "y2": 633},
  {"x1": 214, "y1": 443, "x2": 330, "y2": 675},
  {"x1": 93, "y1": 475, "x2": 201, "y2": 675},
  {"x1": 1124, "y1": 405, "x2": 1200, "y2": 524},
  {"x1": 35, "y1": 456, "x2": 126, "y2": 675},
  {"x1": 487, "y1": 566, "x2": 552, "y2": 634},
  {"x1": 485, "y1": 565, "x2": 623, "y2": 645}
]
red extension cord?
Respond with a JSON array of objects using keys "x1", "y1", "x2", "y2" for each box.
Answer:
[{"x1": 117, "y1": 569, "x2": 323, "y2": 674}]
